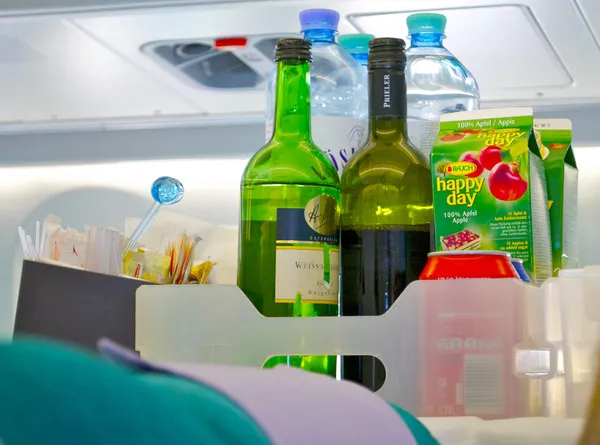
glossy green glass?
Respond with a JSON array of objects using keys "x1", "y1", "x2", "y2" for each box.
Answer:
[
  {"x1": 238, "y1": 53, "x2": 340, "y2": 376},
  {"x1": 341, "y1": 118, "x2": 432, "y2": 230},
  {"x1": 340, "y1": 40, "x2": 433, "y2": 390}
]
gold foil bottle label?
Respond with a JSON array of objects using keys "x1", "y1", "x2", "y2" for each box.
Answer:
[{"x1": 304, "y1": 195, "x2": 339, "y2": 236}]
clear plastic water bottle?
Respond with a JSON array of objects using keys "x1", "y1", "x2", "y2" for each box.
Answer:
[
  {"x1": 405, "y1": 13, "x2": 480, "y2": 156},
  {"x1": 265, "y1": 9, "x2": 368, "y2": 175},
  {"x1": 337, "y1": 33, "x2": 374, "y2": 68}
]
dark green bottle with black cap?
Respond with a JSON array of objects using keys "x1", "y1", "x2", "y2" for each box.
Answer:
[
  {"x1": 340, "y1": 38, "x2": 433, "y2": 390},
  {"x1": 238, "y1": 38, "x2": 340, "y2": 376}
]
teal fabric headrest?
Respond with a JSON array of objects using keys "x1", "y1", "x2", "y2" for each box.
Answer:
[
  {"x1": 0, "y1": 338, "x2": 439, "y2": 445},
  {"x1": 0, "y1": 338, "x2": 270, "y2": 445}
]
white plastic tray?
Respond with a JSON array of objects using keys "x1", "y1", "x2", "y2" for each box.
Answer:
[{"x1": 135, "y1": 270, "x2": 600, "y2": 420}]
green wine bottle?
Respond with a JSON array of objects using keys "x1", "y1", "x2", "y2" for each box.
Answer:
[
  {"x1": 238, "y1": 38, "x2": 340, "y2": 376},
  {"x1": 340, "y1": 38, "x2": 433, "y2": 390}
]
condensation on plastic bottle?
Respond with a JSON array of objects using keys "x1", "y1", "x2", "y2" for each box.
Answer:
[
  {"x1": 265, "y1": 9, "x2": 368, "y2": 176},
  {"x1": 405, "y1": 13, "x2": 480, "y2": 156}
]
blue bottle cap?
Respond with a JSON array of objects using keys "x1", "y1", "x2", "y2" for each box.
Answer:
[
  {"x1": 151, "y1": 176, "x2": 184, "y2": 205},
  {"x1": 406, "y1": 12, "x2": 447, "y2": 35},
  {"x1": 338, "y1": 33, "x2": 375, "y2": 53},
  {"x1": 299, "y1": 9, "x2": 340, "y2": 31}
]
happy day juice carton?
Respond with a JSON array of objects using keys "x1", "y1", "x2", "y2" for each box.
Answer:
[
  {"x1": 430, "y1": 107, "x2": 552, "y2": 284},
  {"x1": 534, "y1": 119, "x2": 578, "y2": 276}
]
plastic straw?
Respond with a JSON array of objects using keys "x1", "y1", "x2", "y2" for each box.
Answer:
[
  {"x1": 39, "y1": 220, "x2": 47, "y2": 259},
  {"x1": 17, "y1": 227, "x2": 30, "y2": 260},
  {"x1": 35, "y1": 221, "x2": 40, "y2": 254}
]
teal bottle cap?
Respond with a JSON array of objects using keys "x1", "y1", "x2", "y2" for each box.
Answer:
[
  {"x1": 338, "y1": 33, "x2": 375, "y2": 53},
  {"x1": 406, "y1": 12, "x2": 447, "y2": 35}
]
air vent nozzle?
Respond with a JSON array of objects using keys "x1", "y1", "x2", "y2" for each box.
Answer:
[{"x1": 141, "y1": 35, "x2": 293, "y2": 90}]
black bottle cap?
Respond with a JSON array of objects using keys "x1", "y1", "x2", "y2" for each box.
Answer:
[
  {"x1": 368, "y1": 37, "x2": 406, "y2": 70},
  {"x1": 274, "y1": 38, "x2": 312, "y2": 62}
]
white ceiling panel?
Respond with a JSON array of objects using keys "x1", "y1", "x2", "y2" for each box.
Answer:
[
  {"x1": 351, "y1": 6, "x2": 571, "y2": 91},
  {"x1": 74, "y1": 0, "x2": 600, "y2": 115},
  {"x1": 576, "y1": 0, "x2": 600, "y2": 47},
  {"x1": 0, "y1": 19, "x2": 199, "y2": 122},
  {"x1": 69, "y1": 4, "x2": 305, "y2": 116},
  {"x1": 0, "y1": 0, "x2": 259, "y2": 16}
]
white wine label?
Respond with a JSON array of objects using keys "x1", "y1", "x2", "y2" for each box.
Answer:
[
  {"x1": 312, "y1": 116, "x2": 367, "y2": 177},
  {"x1": 275, "y1": 247, "x2": 339, "y2": 304},
  {"x1": 275, "y1": 194, "x2": 339, "y2": 304}
]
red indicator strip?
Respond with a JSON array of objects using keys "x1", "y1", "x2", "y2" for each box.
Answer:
[{"x1": 214, "y1": 37, "x2": 247, "y2": 49}]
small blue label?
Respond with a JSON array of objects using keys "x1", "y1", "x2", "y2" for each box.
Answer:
[{"x1": 277, "y1": 209, "x2": 339, "y2": 246}]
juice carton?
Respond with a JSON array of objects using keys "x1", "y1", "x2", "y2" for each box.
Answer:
[
  {"x1": 430, "y1": 107, "x2": 552, "y2": 284},
  {"x1": 534, "y1": 119, "x2": 578, "y2": 275}
]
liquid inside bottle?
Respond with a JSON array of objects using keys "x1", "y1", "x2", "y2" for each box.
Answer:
[
  {"x1": 340, "y1": 38, "x2": 433, "y2": 391},
  {"x1": 264, "y1": 9, "x2": 368, "y2": 176},
  {"x1": 405, "y1": 13, "x2": 480, "y2": 156},
  {"x1": 239, "y1": 38, "x2": 340, "y2": 376}
]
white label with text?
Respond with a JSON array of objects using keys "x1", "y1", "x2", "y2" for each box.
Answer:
[{"x1": 275, "y1": 248, "x2": 339, "y2": 304}]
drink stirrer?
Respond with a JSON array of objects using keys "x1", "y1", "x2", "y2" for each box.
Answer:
[{"x1": 121, "y1": 176, "x2": 184, "y2": 258}]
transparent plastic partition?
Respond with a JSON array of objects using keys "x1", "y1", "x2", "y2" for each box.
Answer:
[
  {"x1": 136, "y1": 277, "x2": 587, "y2": 418},
  {"x1": 543, "y1": 268, "x2": 600, "y2": 418}
]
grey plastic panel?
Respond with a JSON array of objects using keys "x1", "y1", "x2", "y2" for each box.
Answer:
[
  {"x1": 153, "y1": 42, "x2": 212, "y2": 66},
  {"x1": 14, "y1": 259, "x2": 155, "y2": 351},
  {"x1": 141, "y1": 35, "x2": 288, "y2": 90},
  {"x1": 181, "y1": 51, "x2": 260, "y2": 88}
]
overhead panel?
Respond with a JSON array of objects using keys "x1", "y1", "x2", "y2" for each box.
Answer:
[
  {"x1": 0, "y1": 19, "x2": 200, "y2": 122},
  {"x1": 71, "y1": 7, "x2": 301, "y2": 116},
  {"x1": 575, "y1": 0, "x2": 600, "y2": 48},
  {"x1": 140, "y1": 35, "x2": 289, "y2": 91},
  {"x1": 350, "y1": 5, "x2": 571, "y2": 100},
  {"x1": 0, "y1": 0, "x2": 596, "y2": 124},
  {"x1": 75, "y1": 0, "x2": 600, "y2": 117},
  {"x1": 0, "y1": 0, "x2": 261, "y2": 16}
]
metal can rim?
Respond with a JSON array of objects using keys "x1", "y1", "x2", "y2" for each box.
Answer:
[{"x1": 427, "y1": 250, "x2": 512, "y2": 258}]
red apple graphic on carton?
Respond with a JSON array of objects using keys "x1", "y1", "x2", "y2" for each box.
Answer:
[
  {"x1": 480, "y1": 145, "x2": 503, "y2": 170},
  {"x1": 458, "y1": 152, "x2": 483, "y2": 178},
  {"x1": 488, "y1": 162, "x2": 528, "y2": 201}
]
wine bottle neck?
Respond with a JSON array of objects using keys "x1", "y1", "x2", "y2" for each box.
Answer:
[
  {"x1": 271, "y1": 59, "x2": 311, "y2": 142},
  {"x1": 368, "y1": 67, "x2": 409, "y2": 141}
]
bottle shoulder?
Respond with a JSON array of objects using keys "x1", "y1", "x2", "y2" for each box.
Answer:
[
  {"x1": 406, "y1": 49, "x2": 479, "y2": 89},
  {"x1": 243, "y1": 140, "x2": 340, "y2": 187},
  {"x1": 342, "y1": 140, "x2": 431, "y2": 186},
  {"x1": 340, "y1": 139, "x2": 433, "y2": 227}
]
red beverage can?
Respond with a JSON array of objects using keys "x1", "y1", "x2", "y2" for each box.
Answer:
[
  {"x1": 419, "y1": 250, "x2": 525, "y2": 419},
  {"x1": 419, "y1": 250, "x2": 520, "y2": 280}
]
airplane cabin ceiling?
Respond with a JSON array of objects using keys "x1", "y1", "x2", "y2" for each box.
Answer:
[{"x1": 0, "y1": 0, "x2": 596, "y2": 126}]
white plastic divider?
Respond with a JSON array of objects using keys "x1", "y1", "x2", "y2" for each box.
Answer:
[
  {"x1": 544, "y1": 268, "x2": 600, "y2": 418},
  {"x1": 136, "y1": 270, "x2": 600, "y2": 419},
  {"x1": 137, "y1": 278, "x2": 547, "y2": 414}
]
